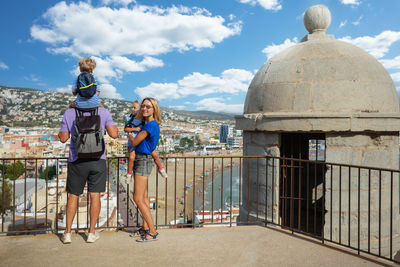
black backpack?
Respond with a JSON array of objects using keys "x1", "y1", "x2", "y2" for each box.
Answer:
[
  {"x1": 76, "y1": 72, "x2": 97, "y2": 98},
  {"x1": 72, "y1": 108, "x2": 105, "y2": 158}
]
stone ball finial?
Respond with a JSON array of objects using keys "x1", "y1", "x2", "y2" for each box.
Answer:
[{"x1": 304, "y1": 5, "x2": 331, "y2": 34}]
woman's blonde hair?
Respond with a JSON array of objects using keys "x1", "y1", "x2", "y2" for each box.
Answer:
[
  {"x1": 142, "y1": 97, "x2": 162, "y2": 125},
  {"x1": 79, "y1": 57, "x2": 96, "y2": 73}
]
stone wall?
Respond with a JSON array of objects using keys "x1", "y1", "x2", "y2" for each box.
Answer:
[
  {"x1": 240, "y1": 131, "x2": 280, "y2": 223},
  {"x1": 324, "y1": 132, "x2": 400, "y2": 257}
]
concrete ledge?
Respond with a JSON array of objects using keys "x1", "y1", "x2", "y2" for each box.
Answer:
[{"x1": 235, "y1": 112, "x2": 400, "y2": 132}]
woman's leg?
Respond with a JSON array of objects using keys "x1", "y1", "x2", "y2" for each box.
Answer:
[{"x1": 133, "y1": 174, "x2": 156, "y2": 234}]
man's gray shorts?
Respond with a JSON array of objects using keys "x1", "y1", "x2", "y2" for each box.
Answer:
[
  {"x1": 66, "y1": 159, "x2": 106, "y2": 195},
  {"x1": 134, "y1": 154, "x2": 153, "y2": 177}
]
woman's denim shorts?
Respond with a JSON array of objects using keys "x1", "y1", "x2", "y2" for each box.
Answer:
[{"x1": 134, "y1": 154, "x2": 153, "y2": 177}]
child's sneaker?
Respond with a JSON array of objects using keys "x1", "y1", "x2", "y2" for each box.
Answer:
[
  {"x1": 158, "y1": 168, "x2": 168, "y2": 179},
  {"x1": 125, "y1": 173, "x2": 132, "y2": 185},
  {"x1": 61, "y1": 232, "x2": 71, "y2": 244}
]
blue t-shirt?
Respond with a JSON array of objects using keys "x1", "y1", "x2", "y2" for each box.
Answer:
[{"x1": 135, "y1": 120, "x2": 160, "y2": 155}]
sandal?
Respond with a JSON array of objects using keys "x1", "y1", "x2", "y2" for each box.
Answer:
[
  {"x1": 129, "y1": 228, "x2": 148, "y2": 238},
  {"x1": 136, "y1": 232, "x2": 159, "y2": 242}
]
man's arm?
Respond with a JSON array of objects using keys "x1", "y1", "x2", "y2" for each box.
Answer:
[
  {"x1": 106, "y1": 125, "x2": 118, "y2": 139},
  {"x1": 58, "y1": 132, "x2": 70, "y2": 143}
]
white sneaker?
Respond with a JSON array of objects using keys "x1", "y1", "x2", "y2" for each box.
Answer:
[
  {"x1": 61, "y1": 232, "x2": 71, "y2": 244},
  {"x1": 86, "y1": 232, "x2": 100, "y2": 243},
  {"x1": 158, "y1": 168, "x2": 168, "y2": 179},
  {"x1": 125, "y1": 173, "x2": 132, "y2": 185}
]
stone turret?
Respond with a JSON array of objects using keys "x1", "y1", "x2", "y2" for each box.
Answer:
[{"x1": 236, "y1": 4, "x2": 400, "y2": 258}]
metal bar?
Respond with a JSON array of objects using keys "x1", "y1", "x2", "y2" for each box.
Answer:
[
  {"x1": 192, "y1": 158, "x2": 195, "y2": 228},
  {"x1": 368, "y1": 169, "x2": 371, "y2": 253},
  {"x1": 330, "y1": 164, "x2": 333, "y2": 241},
  {"x1": 256, "y1": 158, "x2": 259, "y2": 221},
  {"x1": 348, "y1": 167, "x2": 351, "y2": 247},
  {"x1": 378, "y1": 170, "x2": 381, "y2": 257},
  {"x1": 34, "y1": 159, "x2": 38, "y2": 232},
  {"x1": 322, "y1": 164, "x2": 326, "y2": 243},
  {"x1": 164, "y1": 159, "x2": 168, "y2": 227},
  {"x1": 184, "y1": 158, "x2": 187, "y2": 224},
  {"x1": 357, "y1": 167, "x2": 361, "y2": 255},
  {"x1": 230, "y1": 157, "x2": 233, "y2": 227},
  {"x1": 220, "y1": 157, "x2": 224, "y2": 225},
  {"x1": 24, "y1": 159, "x2": 27, "y2": 231},
  {"x1": 174, "y1": 157, "x2": 177, "y2": 227},
  {"x1": 1, "y1": 160, "x2": 4, "y2": 232},
  {"x1": 107, "y1": 159, "x2": 110, "y2": 229},
  {"x1": 390, "y1": 171, "x2": 393, "y2": 260},
  {"x1": 298, "y1": 158, "x2": 302, "y2": 231},
  {"x1": 290, "y1": 157, "x2": 294, "y2": 231},
  {"x1": 265, "y1": 157, "x2": 268, "y2": 225},
  {"x1": 56, "y1": 160, "x2": 59, "y2": 233},
  {"x1": 212, "y1": 157, "x2": 214, "y2": 224},
  {"x1": 306, "y1": 162, "x2": 309, "y2": 233},
  {"x1": 247, "y1": 159, "x2": 250, "y2": 223},
  {"x1": 313, "y1": 161, "x2": 317, "y2": 235},
  {"x1": 203, "y1": 158, "x2": 205, "y2": 224},
  {"x1": 339, "y1": 166, "x2": 342, "y2": 244},
  {"x1": 272, "y1": 158, "x2": 274, "y2": 224},
  {"x1": 13, "y1": 160, "x2": 16, "y2": 231},
  {"x1": 45, "y1": 159, "x2": 49, "y2": 233},
  {"x1": 116, "y1": 159, "x2": 120, "y2": 231},
  {"x1": 156, "y1": 162, "x2": 159, "y2": 228}
]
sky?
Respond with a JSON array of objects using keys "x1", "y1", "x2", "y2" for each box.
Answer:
[{"x1": 0, "y1": 0, "x2": 400, "y2": 114}]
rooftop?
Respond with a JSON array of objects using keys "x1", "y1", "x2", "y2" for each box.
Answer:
[{"x1": 0, "y1": 226, "x2": 389, "y2": 266}]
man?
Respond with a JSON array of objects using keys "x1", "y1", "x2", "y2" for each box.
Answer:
[{"x1": 58, "y1": 106, "x2": 118, "y2": 244}]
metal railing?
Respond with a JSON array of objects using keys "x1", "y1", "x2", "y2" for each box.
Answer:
[{"x1": 0, "y1": 155, "x2": 399, "y2": 262}]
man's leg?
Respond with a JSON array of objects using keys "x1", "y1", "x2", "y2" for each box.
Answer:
[
  {"x1": 89, "y1": 192, "x2": 101, "y2": 234},
  {"x1": 65, "y1": 193, "x2": 79, "y2": 233}
]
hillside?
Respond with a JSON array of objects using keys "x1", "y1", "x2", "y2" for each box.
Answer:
[{"x1": 0, "y1": 86, "x2": 234, "y2": 128}]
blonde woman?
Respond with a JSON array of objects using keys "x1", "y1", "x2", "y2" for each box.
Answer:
[{"x1": 127, "y1": 97, "x2": 161, "y2": 242}]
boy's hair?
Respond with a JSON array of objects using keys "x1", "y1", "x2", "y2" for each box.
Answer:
[
  {"x1": 142, "y1": 97, "x2": 162, "y2": 125},
  {"x1": 133, "y1": 100, "x2": 140, "y2": 105},
  {"x1": 79, "y1": 58, "x2": 96, "y2": 73},
  {"x1": 133, "y1": 100, "x2": 143, "y2": 121}
]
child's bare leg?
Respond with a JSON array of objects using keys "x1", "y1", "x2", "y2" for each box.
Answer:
[
  {"x1": 151, "y1": 151, "x2": 168, "y2": 178},
  {"x1": 151, "y1": 150, "x2": 163, "y2": 170},
  {"x1": 128, "y1": 150, "x2": 136, "y2": 174}
]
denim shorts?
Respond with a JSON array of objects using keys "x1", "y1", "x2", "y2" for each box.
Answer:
[
  {"x1": 134, "y1": 154, "x2": 153, "y2": 177},
  {"x1": 66, "y1": 159, "x2": 106, "y2": 195}
]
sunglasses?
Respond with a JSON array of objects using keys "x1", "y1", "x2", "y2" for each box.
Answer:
[{"x1": 141, "y1": 104, "x2": 153, "y2": 109}]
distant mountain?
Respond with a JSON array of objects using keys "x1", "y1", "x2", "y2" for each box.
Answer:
[{"x1": 0, "y1": 86, "x2": 234, "y2": 128}]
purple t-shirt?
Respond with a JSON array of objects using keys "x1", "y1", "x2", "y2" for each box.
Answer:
[{"x1": 59, "y1": 107, "x2": 115, "y2": 162}]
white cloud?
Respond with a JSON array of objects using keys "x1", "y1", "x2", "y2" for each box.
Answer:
[
  {"x1": 101, "y1": 0, "x2": 136, "y2": 6},
  {"x1": 380, "y1": 56, "x2": 400, "y2": 70},
  {"x1": 352, "y1": 16, "x2": 363, "y2": 26},
  {"x1": 239, "y1": 0, "x2": 282, "y2": 11},
  {"x1": 169, "y1": 105, "x2": 186, "y2": 110},
  {"x1": 24, "y1": 74, "x2": 39, "y2": 82},
  {"x1": 262, "y1": 37, "x2": 299, "y2": 59},
  {"x1": 390, "y1": 72, "x2": 400, "y2": 83},
  {"x1": 195, "y1": 97, "x2": 244, "y2": 114},
  {"x1": 31, "y1": 2, "x2": 241, "y2": 57},
  {"x1": 339, "y1": 20, "x2": 347, "y2": 28},
  {"x1": 340, "y1": 0, "x2": 361, "y2": 6},
  {"x1": 0, "y1": 61, "x2": 8, "y2": 70},
  {"x1": 99, "y1": 83, "x2": 123, "y2": 99},
  {"x1": 135, "y1": 69, "x2": 254, "y2": 100},
  {"x1": 339, "y1": 31, "x2": 400, "y2": 58},
  {"x1": 56, "y1": 85, "x2": 73, "y2": 94}
]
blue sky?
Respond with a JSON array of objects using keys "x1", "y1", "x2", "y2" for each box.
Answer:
[{"x1": 0, "y1": 0, "x2": 400, "y2": 114}]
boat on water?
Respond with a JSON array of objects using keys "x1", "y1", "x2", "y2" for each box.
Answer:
[{"x1": 194, "y1": 206, "x2": 239, "y2": 224}]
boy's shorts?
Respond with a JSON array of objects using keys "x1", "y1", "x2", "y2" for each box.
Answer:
[
  {"x1": 66, "y1": 159, "x2": 106, "y2": 195},
  {"x1": 134, "y1": 154, "x2": 153, "y2": 177}
]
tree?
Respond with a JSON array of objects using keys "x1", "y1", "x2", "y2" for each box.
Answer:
[
  {"x1": 0, "y1": 161, "x2": 25, "y2": 180},
  {"x1": 39, "y1": 165, "x2": 57, "y2": 180},
  {"x1": 0, "y1": 179, "x2": 13, "y2": 215}
]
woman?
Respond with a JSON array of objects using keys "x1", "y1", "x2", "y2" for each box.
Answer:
[{"x1": 127, "y1": 97, "x2": 161, "y2": 242}]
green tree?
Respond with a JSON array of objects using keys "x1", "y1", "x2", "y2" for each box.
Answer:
[
  {"x1": 39, "y1": 165, "x2": 57, "y2": 180},
  {"x1": 0, "y1": 161, "x2": 25, "y2": 180},
  {"x1": 0, "y1": 179, "x2": 13, "y2": 215}
]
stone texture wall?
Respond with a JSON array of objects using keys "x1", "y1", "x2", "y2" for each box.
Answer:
[
  {"x1": 240, "y1": 131, "x2": 280, "y2": 223},
  {"x1": 324, "y1": 132, "x2": 400, "y2": 257}
]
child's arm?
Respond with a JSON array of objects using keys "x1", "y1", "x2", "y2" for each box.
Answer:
[{"x1": 124, "y1": 127, "x2": 141, "y2": 133}]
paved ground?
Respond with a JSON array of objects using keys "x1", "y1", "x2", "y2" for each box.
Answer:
[{"x1": 0, "y1": 225, "x2": 394, "y2": 267}]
